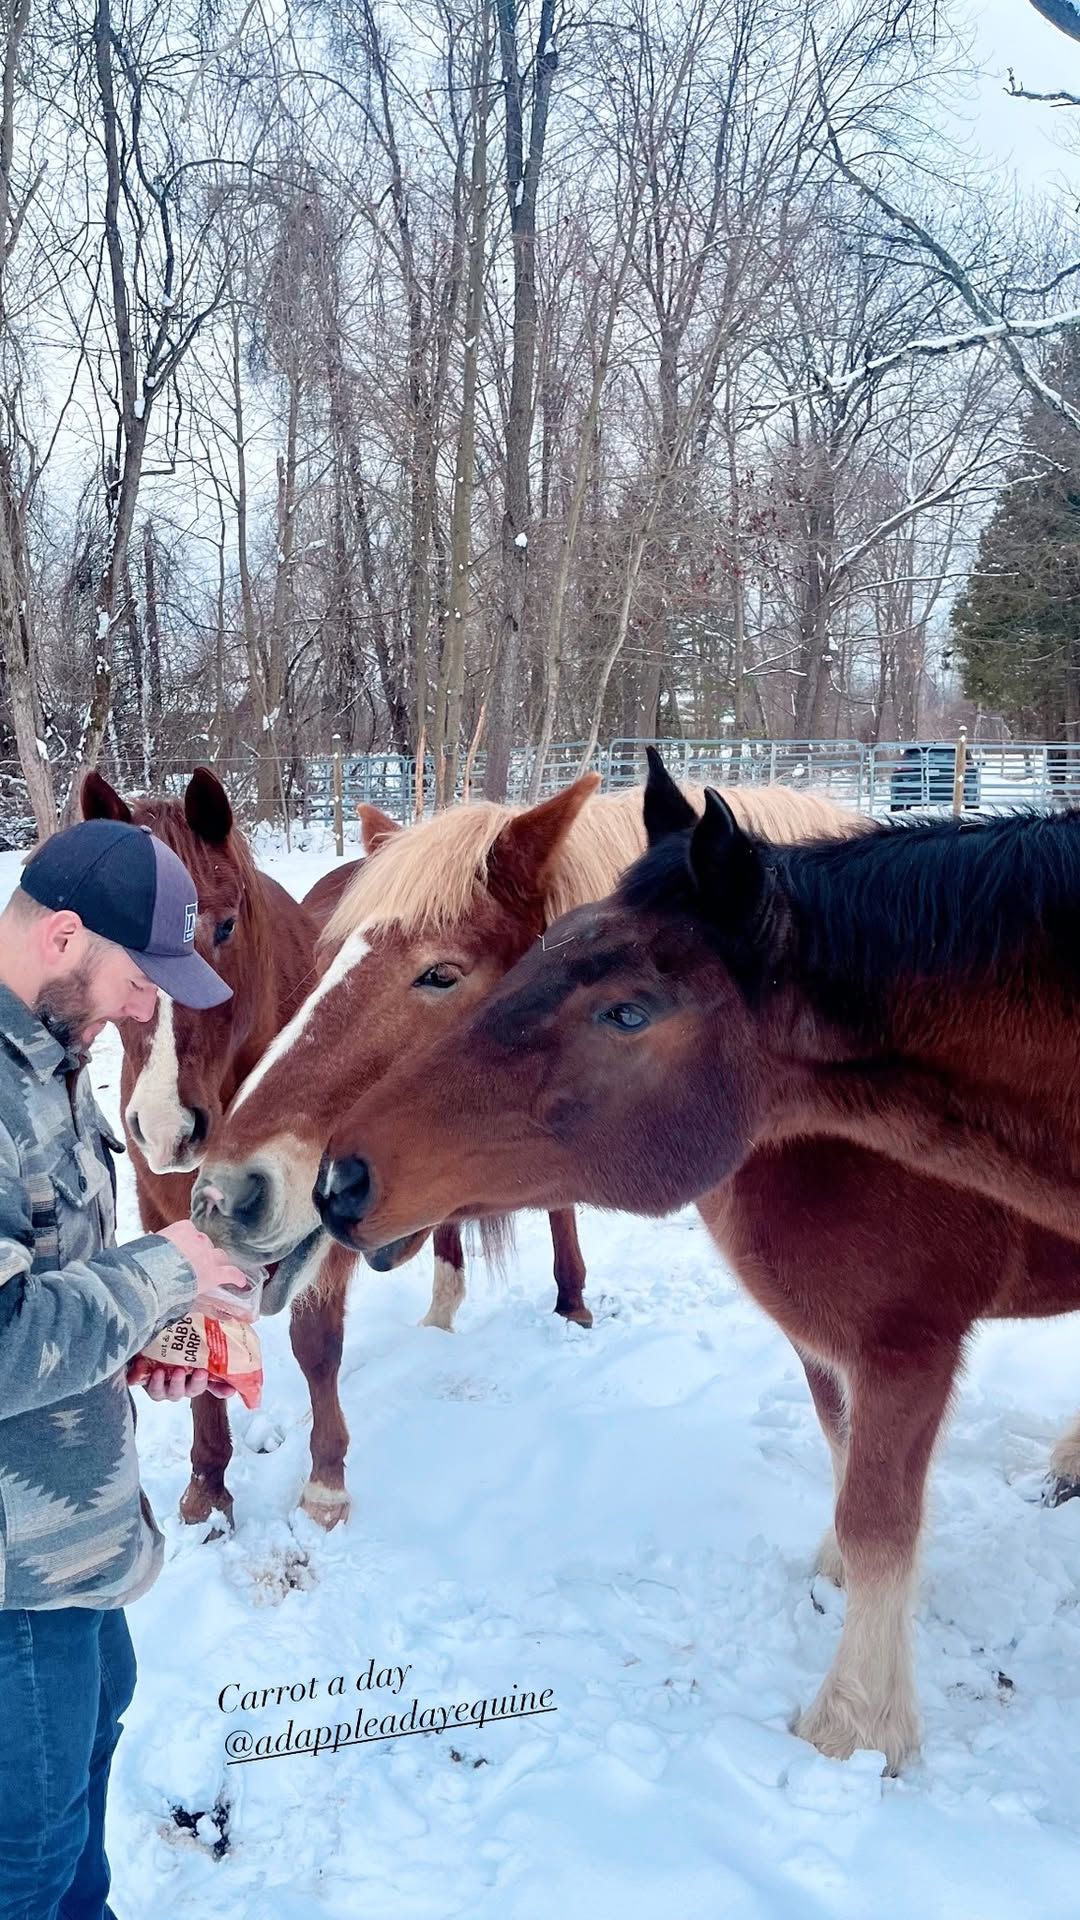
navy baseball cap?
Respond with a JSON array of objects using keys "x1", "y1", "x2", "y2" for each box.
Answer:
[{"x1": 20, "y1": 820, "x2": 232, "y2": 1009}]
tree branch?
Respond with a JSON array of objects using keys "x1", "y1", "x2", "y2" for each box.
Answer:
[{"x1": 823, "y1": 117, "x2": 1080, "y2": 434}]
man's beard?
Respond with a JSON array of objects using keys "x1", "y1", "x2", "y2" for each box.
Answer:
[{"x1": 35, "y1": 960, "x2": 98, "y2": 1053}]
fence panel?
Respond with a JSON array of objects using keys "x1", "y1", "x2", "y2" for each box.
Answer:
[
  {"x1": 4, "y1": 737, "x2": 1080, "y2": 847},
  {"x1": 869, "y1": 741, "x2": 1080, "y2": 816}
]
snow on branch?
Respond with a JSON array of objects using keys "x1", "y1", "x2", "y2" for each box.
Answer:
[
  {"x1": 788, "y1": 310, "x2": 1080, "y2": 408},
  {"x1": 1006, "y1": 69, "x2": 1080, "y2": 107},
  {"x1": 823, "y1": 120, "x2": 1080, "y2": 435},
  {"x1": 833, "y1": 457, "x2": 1023, "y2": 580}
]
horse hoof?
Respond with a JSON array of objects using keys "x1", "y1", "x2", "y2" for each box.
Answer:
[
  {"x1": 1042, "y1": 1472, "x2": 1080, "y2": 1508},
  {"x1": 179, "y1": 1479, "x2": 234, "y2": 1534},
  {"x1": 299, "y1": 1482, "x2": 352, "y2": 1530},
  {"x1": 794, "y1": 1690, "x2": 918, "y2": 1775},
  {"x1": 419, "y1": 1311, "x2": 456, "y2": 1332},
  {"x1": 556, "y1": 1303, "x2": 593, "y2": 1328}
]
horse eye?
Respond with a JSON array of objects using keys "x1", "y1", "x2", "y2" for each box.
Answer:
[
  {"x1": 213, "y1": 917, "x2": 237, "y2": 946},
  {"x1": 599, "y1": 1002, "x2": 649, "y2": 1032},
  {"x1": 414, "y1": 964, "x2": 460, "y2": 990}
]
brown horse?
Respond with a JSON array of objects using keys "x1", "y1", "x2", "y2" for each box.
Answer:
[
  {"x1": 308, "y1": 757, "x2": 1080, "y2": 1770},
  {"x1": 82, "y1": 767, "x2": 362, "y2": 1533},
  {"x1": 192, "y1": 776, "x2": 848, "y2": 1340},
  {"x1": 200, "y1": 791, "x2": 602, "y2": 1333}
]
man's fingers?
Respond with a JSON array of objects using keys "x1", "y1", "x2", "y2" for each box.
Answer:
[{"x1": 134, "y1": 1361, "x2": 216, "y2": 1401}]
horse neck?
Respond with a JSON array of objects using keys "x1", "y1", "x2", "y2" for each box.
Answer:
[
  {"x1": 768, "y1": 837, "x2": 1068, "y2": 1121},
  {"x1": 237, "y1": 873, "x2": 314, "y2": 1065}
]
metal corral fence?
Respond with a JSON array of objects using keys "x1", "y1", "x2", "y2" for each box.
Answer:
[{"x1": 4, "y1": 737, "x2": 1080, "y2": 845}]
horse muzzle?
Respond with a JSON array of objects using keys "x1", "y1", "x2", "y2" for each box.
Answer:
[
  {"x1": 313, "y1": 1152, "x2": 375, "y2": 1246},
  {"x1": 191, "y1": 1163, "x2": 291, "y2": 1255}
]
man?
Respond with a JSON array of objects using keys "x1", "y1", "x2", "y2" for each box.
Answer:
[{"x1": 0, "y1": 817, "x2": 252, "y2": 1919}]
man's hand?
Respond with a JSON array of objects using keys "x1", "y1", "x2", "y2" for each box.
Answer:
[
  {"x1": 158, "y1": 1220, "x2": 254, "y2": 1317},
  {"x1": 126, "y1": 1354, "x2": 237, "y2": 1401}
]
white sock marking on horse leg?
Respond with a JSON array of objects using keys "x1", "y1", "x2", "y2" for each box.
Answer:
[
  {"x1": 796, "y1": 1563, "x2": 920, "y2": 1771},
  {"x1": 421, "y1": 1256, "x2": 467, "y2": 1331}
]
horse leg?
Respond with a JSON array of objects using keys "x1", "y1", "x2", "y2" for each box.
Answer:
[
  {"x1": 1044, "y1": 1411, "x2": 1080, "y2": 1505},
  {"x1": 290, "y1": 1244, "x2": 353, "y2": 1529},
  {"x1": 794, "y1": 1339, "x2": 960, "y2": 1773},
  {"x1": 179, "y1": 1392, "x2": 235, "y2": 1537},
  {"x1": 420, "y1": 1222, "x2": 466, "y2": 1331},
  {"x1": 798, "y1": 1351, "x2": 848, "y2": 1586},
  {"x1": 550, "y1": 1208, "x2": 591, "y2": 1327}
]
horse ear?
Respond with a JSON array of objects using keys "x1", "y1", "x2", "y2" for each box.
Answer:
[
  {"x1": 688, "y1": 788, "x2": 766, "y2": 927},
  {"x1": 487, "y1": 773, "x2": 602, "y2": 916},
  {"x1": 643, "y1": 747, "x2": 697, "y2": 845},
  {"x1": 81, "y1": 770, "x2": 131, "y2": 823},
  {"x1": 184, "y1": 766, "x2": 233, "y2": 844},
  {"x1": 357, "y1": 804, "x2": 401, "y2": 856}
]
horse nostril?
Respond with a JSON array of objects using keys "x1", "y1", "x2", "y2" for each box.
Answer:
[
  {"x1": 313, "y1": 1153, "x2": 372, "y2": 1240},
  {"x1": 127, "y1": 1112, "x2": 145, "y2": 1149},
  {"x1": 231, "y1": 1169, "x2": 270, "y2": 1232},
  {"x1": 188, "y1": 1107, "x2": 210, "y2": 1151}
]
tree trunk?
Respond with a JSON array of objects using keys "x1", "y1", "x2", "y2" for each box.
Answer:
[
  {"x1": 484, "y1": 0, "x2": 558, "y2": 800},
  {"x1": 65, "y1": 0, "x2": 149, "y2": 818},
  {"x1": 434, "y1": 7, "x2": 491, "y2": 807},
  {"x1": 143, "y1": 521, "x2": 162, "y2": 785},
  {"x1": 0, "y1": 460, "x2": 54, "y2": 837},
  {"x1": 260, "y1": 368, "x2": 299, "y2": 820}
]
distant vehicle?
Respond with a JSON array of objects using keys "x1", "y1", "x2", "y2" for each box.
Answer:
[{"x1": 889, "y1": 743, "x2": 981, "y2": 812}]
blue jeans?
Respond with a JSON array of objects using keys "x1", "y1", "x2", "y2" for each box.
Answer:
[{"x1": 0, "y1": 1607, "x2": 136, "y2": 1920}]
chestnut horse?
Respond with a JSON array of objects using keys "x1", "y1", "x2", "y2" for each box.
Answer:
[
  {"x1": 220, "y1": 796, "x2": 599, "y2": 1333},
  {"x1": 309, "y1": 757, "x2": 1080, "y2": 1769},
  {"x1": 192, "y1": 777, "x2": 848, "y2": 1343},
  {"x1": 82, "y1": 768, "x2": 364, "y2": 1533}
]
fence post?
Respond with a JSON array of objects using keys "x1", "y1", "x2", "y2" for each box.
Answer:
[
  {"x1": 332, "y1": 734, "x2": 344, "y2": 857},
  {"x1": 952, "y1": 725, "x2": 968, "y2": 815}
]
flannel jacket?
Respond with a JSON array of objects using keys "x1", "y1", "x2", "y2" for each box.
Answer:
[{"x1": 0, "y1": 983, "x2": 198, "y2": 1609}]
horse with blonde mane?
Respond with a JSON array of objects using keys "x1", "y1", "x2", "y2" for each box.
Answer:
[{"x1": 194, "y1": 772, "x2": 847, "y2": 1317}]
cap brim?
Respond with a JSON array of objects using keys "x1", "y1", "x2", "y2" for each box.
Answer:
[{"x1": 125, "y1": 947, "x2": 233, "y2": 1009}]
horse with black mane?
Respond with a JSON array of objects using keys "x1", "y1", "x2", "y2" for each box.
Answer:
[{"x1": 311, "y1": 752, "x2": 1080, "y2": 1768}]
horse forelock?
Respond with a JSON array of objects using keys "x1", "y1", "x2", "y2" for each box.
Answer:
[{"x1": 320, "y1": 802, "x2": 515, "y2": 948}]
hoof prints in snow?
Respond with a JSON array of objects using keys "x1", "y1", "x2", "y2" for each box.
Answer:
[{"x1": 167, "y1": 1798, "x2": 231, "y2": 1859}]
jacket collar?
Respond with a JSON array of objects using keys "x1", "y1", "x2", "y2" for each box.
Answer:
[{"x1": 0, "y1": 982, "x2": 86, "y2": 1083}]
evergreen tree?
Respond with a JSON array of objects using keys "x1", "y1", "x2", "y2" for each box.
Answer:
[{"x1": 951, "y1": 334, "x2": 1080, "y2": 739}]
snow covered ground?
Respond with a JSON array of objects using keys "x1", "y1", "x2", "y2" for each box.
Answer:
[{"x1": 7, "y1": 833, "x2": 1080, "y2": 1917}]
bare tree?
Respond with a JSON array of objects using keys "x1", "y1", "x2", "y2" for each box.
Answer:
[{"x1": 482, "y1": 0, "x2": 560, "y2": 799}]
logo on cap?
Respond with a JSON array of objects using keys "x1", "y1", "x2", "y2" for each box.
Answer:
[{"x1": 183, "y1": 903, "x2": 197, "y2": 945}]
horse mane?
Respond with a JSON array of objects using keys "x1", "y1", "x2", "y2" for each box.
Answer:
[
  {"x1": 322, "y1": 782, "x2": 856, "y2": 947},
  {"x1": 781, "y1": 807, "x2": 1080, "y2": 998},
  {"x1": 623, "y1": 803, "x2": 1080, "y2": 1007}
]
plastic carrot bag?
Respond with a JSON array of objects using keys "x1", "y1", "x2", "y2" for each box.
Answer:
[{"x1": 138, "y1": 1312, "x2": 264, "y2": 1409}]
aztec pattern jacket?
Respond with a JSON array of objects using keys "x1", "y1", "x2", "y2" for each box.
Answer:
[{"x1": 0, "y1": 984, "x2": 198, "y2": 1609}]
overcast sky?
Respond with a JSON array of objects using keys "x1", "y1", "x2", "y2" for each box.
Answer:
[{"x1": 966, "y1": 0, "x2": 1080, "y2": 188}]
